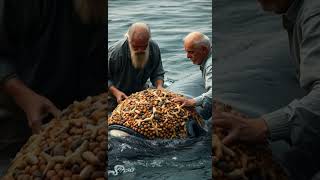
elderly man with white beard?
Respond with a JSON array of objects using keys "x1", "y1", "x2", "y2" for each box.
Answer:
[{"x1": 108, "y1": 22, "x2": 165, "y2": 104}]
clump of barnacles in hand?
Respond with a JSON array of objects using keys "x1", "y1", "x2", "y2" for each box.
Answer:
[
  {"x1": 213, "y1": 101, "x2": 288, "y2": 180},
  {"x1": 108, "y1": 88, "x2": 204, "y2": 139},
  {"x1": 3, "y1": 93, "x2": 108, "y2": 180}
]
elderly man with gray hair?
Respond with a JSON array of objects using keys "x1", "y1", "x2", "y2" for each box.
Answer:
[
  {"x1": 108, "y1": 22, "x2": 165, "y2": 104},
  {"x1": 174, "y1": 32, "x2": 213, "y2": 121}
]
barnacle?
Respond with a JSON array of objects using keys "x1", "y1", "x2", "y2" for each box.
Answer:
[
  {"x1": 213, "y1": 101, "x2": 288, "y2": 180},
  {"x1": 108, "y1": 89, "x2": 204, "y2": 139},
  {"x1": 3, "y1": 94, "x2": 108, "y2": 180}
]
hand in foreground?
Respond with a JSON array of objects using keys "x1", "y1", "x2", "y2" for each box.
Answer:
[
  {"x1": 213, "y1": 112, "x2": 269, "y2": 145},
  {"x1": 114, "y1": 90, "x2": 128, "y2": 103},
  {"x1": 155, "y1": 79, "x2": 164, "y2": 90},
  {"x1": 14, "y1": 91, "x2": 61, "y2": 134},
  {"x1": 3, "y1": 78, "x2": 61, "y2": 134},
  {"x1": 156, "y1": 85, "x2": 164, "y2": 90},
  {"x1": 173, "y1": 97, "x2": 196, "y2": 107}
]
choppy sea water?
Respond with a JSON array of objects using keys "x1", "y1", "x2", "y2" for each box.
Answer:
[{"x1": 108, "y1": 0, "x2": 212, "y2": 179}]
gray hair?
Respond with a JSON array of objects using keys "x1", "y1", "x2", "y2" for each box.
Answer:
[
  {"x1": 125, "y1": 22, "x2": 151, "y2": 41},
  {"x1": 183, "y1": 33, "x2": 211, "y2": 49}
]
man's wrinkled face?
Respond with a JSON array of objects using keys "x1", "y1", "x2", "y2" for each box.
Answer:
[
  {"x1": 129, "y1": 38, "x2": 150, "y2": 69},
  {"x1": 257, "y1": 0, "x2": 292, "y2": 14},
  {"x1": 184, "y1": 42, "x2": 207, "y2": 65}
]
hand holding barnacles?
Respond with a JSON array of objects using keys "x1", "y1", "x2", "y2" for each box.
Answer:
[
  {"x1": 213, "y1": 101, "x2": 288, "y2": 180},
  {"x1": 4, "y1": 93, "x2": 108, "y2": 179}
]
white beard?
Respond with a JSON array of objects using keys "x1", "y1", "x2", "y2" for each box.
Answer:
[
  {"x1": 129, "y1": 44, "x2": 150, "y2": 69},
  {"x1": 72, "y1": 0, "x2": 105, "y2": 24}
]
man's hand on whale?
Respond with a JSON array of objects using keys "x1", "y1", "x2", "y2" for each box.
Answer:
[
  {"x1": 173, "y1": 97, "x2": 196, "y2": 107},
  {"x1": 109, "y1": 85, "x2": 128, "y2": 103}
]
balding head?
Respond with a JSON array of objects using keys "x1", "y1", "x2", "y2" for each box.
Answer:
[
  {"x1": 184, "y1": 32, "x2": 211, "y2": 50},
  {"x1": 127, "y1": 22, "x2": 151, "y2": 43},
  {"x1": 126, "y1": 22, "x2": 151, "y2": 69},
  {"x1": 183, "y1": 32, "x2": 211, "y2": 65}
]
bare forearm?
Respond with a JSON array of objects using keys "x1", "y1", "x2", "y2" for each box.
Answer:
[
  {"x1": 108, "y1": 85, "x2": 120, "y2": 96},
  {"x1": 2, "y1": 77, "x2": 33, "y2": 97},
  {"x1": 155, "y1": 79, "x2": 164, "y2": 88}
]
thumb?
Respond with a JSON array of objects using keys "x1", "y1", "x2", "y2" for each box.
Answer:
[
  {"x1": 117, "y1": 95, "x2": 123, "y2": 103},
  {"x1": 27, "y1": 113, "x2": 41, "y2": 134},
  {"x1": 45, "y1": 101, "x2": 61, "y2": 118},
  {"x1": 222, "y1": 129, "x2": 238, "y2": 145}
]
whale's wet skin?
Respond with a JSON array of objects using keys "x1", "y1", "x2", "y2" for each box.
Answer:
[{"x1": 108, "y1": 133, "x2": 211, "y2": 179}]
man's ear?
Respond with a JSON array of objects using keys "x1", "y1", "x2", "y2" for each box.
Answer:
[{"x1": 201, "y1": 45, "x2": 209, "y2": 54}]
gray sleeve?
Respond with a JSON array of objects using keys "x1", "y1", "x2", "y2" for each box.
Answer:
[
  {"x1": 150, "y1": 44, "x2": 165, "y2": 86},
  {"x1": 194, "y1": 62, "x2": 212, "y2": 106},
  {"x1": 107, "y1": 45, "x2": 120, "y2": 89},
  {"x1": 263, "y1": 14, "x2": 320, "y2": 141},
  {"x1": 0, "y1": 0, "x2": 17, "y2": 85}
]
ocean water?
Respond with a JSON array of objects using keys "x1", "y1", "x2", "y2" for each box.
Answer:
[
  {"x1": 213, "y1": 0, "x2": 304, "y2": 116},
  {"x1": 213, "y1": 1, "x2": 306, "y2": 179},
  {"x1": 108, "y1": 0, "x2": 212, "y2": 179},
  {"x1": 108, "y1": 0, "x2": 212, "y2": 85}
]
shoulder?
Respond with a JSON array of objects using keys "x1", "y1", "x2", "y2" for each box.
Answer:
[
  {"x1": 108, "y1": 38, "x2": 128, "y2": 58},
  {"x1": 149, "y1": 39, "x2": 161, "y2": 52},
  {"x1": 300, "y1": 0, "x2": 320, "y2": 22},
  {"x1": 205, "y1": 55, "x2": 212, "y2": 68}
]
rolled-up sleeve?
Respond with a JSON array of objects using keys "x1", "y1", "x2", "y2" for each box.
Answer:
[
  {"x1": 263, "y1": 13, "x2": 320, "y2": 142},
  {"x1": 150, "y1": 44, "x2": 165, "y2": 86},
  {"x1": 194, "y1": 60, "x2": 212, "y2": 106}
]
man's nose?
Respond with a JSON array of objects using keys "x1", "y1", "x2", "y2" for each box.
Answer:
[{"x1": 187, "y1": 53, "x2": 192, "y2": 58}]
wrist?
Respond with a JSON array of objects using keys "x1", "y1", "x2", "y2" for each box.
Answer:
[
  {"x1": 109, "y1": 86, "x2": 119, "y2": 96},
  {"x1": 190, "y1": 98, "x2": 197, "y2": 106},
  {"x1": 155, "y1": 80, "x2": 164, "y2": 88},
  {"x1": 0, "y1": 73, "x2": 17, "y2": 86},
  {"x1": 2, "y1": 78, "x2": 33, "y2": 97},
  {"x1": 256, "y1": 118, "x2": 270, "y2": 141}
]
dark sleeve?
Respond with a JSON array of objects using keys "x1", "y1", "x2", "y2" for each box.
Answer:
[
  {"x1": 150, "y1": 43, "x2": 165, "y2": 86},
  {"x1": 0, "y1": 0, "x2": 45, "y2": 85},
  {"x1": 280, "y1": 108, "x2": 320, "y2": 180},
  {"x1": 107, "y1": 44, "x2": 121, "y2": 89},
  {"x1": 0, "y1": 0, "x2": 16, "y2": 85},
  {"x1": 263, "y1": 13, "x2": 320, "y2": 141}
]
